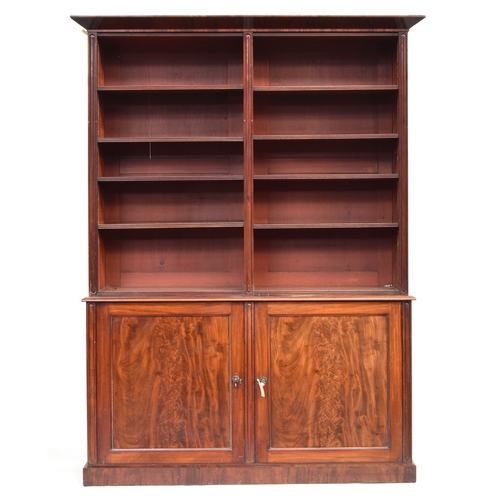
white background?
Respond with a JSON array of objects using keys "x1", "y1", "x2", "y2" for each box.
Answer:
[{"x1": 2, "y1": 1, "x2": 499, "y2": 498}]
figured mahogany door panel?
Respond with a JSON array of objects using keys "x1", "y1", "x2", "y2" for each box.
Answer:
[
  {"x1": 96, "y1": 303, "x2": 245, "y2": 464},
  {"x1": 255, "y1": 302, "x2": 402, "y2": 463}
]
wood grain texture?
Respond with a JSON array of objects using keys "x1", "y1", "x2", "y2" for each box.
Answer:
[
  {"x1": 99, "y1": 180, "x2": 243, "y2": 224},
  {"x1": 253, "y1": 92, "x2": 395, "y2": 136},
  {"x1": 99, "y1": 91, "x2": 243, "y2": 140},
  {"x1": 254, "y1": 228, "x2": 396, "y2": 289},
  {"x1": 253, "y1": 137, "x2": 396, "y2": 177},
  {"x1": 253, "y1": 36, "x2": 397, "y2": 87},
  {"x1": 98, "y1": 35, "x2": 243, "y2": 87},
  {"x1": 78, "y1": 16, "x2": 421, "y2": 484},
  {"x1": 73, "y1": 15, "x2": 425, "y2": 31},
  {"x1": 269, "y1": 314, "x2": 388, "y2": 448},
  {"x1": 255, "y1": 302, "x2": 403, "y2": 463},
  {"x1": 111, "y1": 314, "x2": 230, "y2": 449},
  {"x1": 101, "y1": 227, "x2": 244, "y2": 290},
  {"x1": 86, "y1": 303, "x2": 97, "y2": 463},
  {"x1": 98, "y1": 141, "x2": 243, "y2": 178},
  {"x1": 83, "y1": 462, "x2": 416, "y2": 485},
  {"x1": 254, "y1": 180, "x2": 395, "y2": 225},
  {"x1": 95, "y1": 303, "x2": 246, "y2": 464}
]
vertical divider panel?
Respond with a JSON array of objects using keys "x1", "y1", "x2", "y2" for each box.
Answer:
[
  {"x1": 402, "y1": 300, "x2": 413, "y2": 463},
  {"x1": 398, "y1": 32, "x2": 409, "y2": 293},
  {"x1": 86, "y1": 303, "x2": 97, "y2": 464},
  {"x1": 245, "y1": 302, "x2": 255, "y2": 463},
  {"x1": 244, "y1": 32, "x2": 254, "y2": 294},
  {"x1": 89, "y1": 33, "x2": 99, "y2": 294}
]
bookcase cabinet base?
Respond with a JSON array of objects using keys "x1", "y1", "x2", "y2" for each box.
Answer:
[{"x1": 83, "y1": 463, "x2": 416, "y2": 486}]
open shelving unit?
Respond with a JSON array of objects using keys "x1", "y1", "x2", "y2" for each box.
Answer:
[
  {"x1": 251, "y1": 33, "x2": 402, "y2": 294},
  {"x1": 90, "y1": 30, "x2": 407, "y2": 295},
  {"x1": 94, "y1": 33, "x2": 246, "y2": 292}
]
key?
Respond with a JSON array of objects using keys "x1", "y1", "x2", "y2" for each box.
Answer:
[{"x1": 256, "y1": 377, "x2": 267, "y2": 398}]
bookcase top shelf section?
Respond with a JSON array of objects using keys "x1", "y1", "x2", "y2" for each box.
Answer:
[
  {"x1": 71, "y1": 15, "x2": 425, "y2": 32},
  {"x1": 77, "y1": 15, "x2": 423, "y2": 296}
]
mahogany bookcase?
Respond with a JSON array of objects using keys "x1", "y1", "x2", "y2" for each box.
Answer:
[{"x1": 71, "y1": 15, "x2": 424, "y2": 486}]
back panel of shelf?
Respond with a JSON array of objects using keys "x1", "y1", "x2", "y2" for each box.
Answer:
[
  {"x1": 254, "y1": 179, "x2": 396, "y2": 225},
  {"x1": 99, "y1": 228, "x2": 245, "y2": 291},
  {"x1": 98, "y1": 142, "x2": 244, "y2": 178},
  {"x1": 253, "y1": 91, "x2": 396, "y2": 137},
  {"x1": 253, "y1": 138, "x2": 397, "y2": 176},
  {"x1": 254, "y1": 227, "x2": 397, "y2": 290},
  {"x1": 98, "y1": 34, "x2": 243, "y2": 87},
  {"x1": 99, "y1": 180, "x2": 244, "y2": 225},
  {"x1": 253, "y1": 34, "x2": 397, "y2": 87},
  {"x1": 98, "y1": 91, "x2": 243, "y2": 140}
]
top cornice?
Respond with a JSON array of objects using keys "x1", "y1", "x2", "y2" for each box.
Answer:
[{"x1": 71, "y1": 15, "x2": 425, "y2": 32}]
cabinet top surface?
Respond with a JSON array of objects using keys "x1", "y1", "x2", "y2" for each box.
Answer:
[{"x1": 71, "y1": 15, "x2": 425, "y2": 32}]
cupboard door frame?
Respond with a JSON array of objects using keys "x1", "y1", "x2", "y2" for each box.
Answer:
[
  {"x1": 94, "y1": 302, "x2": 246, "y2": 465},
  {"x1": 254, "y1": 301, "x2": 403, "y2": 463}
]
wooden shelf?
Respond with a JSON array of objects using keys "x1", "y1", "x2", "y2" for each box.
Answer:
[
  {"x1": 253, "y1": 134, "x2": 399, "y2": 141},
  {"x1": 254, "y1": 223, "x2": 399, "y2": 229},
  {"x1": 99, "y1": 85, "x2": 244, "y2": 92},
  {"x1": 254, "y1": 174, "x2": 398, "y2": 180},
  {"x1": 98, "y1": 137, "x2": 244, "y2": 143},
  {"x1": 98, "y1": 175, "x2": 244, "y2": 182},
  {"x1": 98, "y1": 222, "x2": 244, "y2": 230},
  {"x1": 253, "y1": 85, "x2": 398, "y2": 92}
]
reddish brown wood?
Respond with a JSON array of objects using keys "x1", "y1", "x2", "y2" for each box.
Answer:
[
  {"x1": 96, "y1": 302, "x2": 245, "y2": 464},
  {"x1": 254, "y1": 180, "x2": 396, "y2": 225},
  {"x1": 398, "y1": 32, "x2": 409, "y2": 293},
  {"x1": 101, "y1": 228, "x2": 244, "y2": 290},
  {"x1": 72, "y1": 15, "x2": 425, "y2": 32},
  {"x1": 98, "y1": 91, "x2": 243, "y2": 140},
  {"x1": 86, "y1": 304, "x2": 97, "y2": 464},
  {"x1": 84, "y1": 295, "x2": 416, "y2": 302},
  {"x1": 253, "y1": 35, "x2": 397, "y2": 87},
  {"x1": 255, "y1": 302, "x2": 402, "y2": 463},
  {"x1": 89, "y1": 33, "x2": 99, "y2": 295},
  {"x1": 253, "y1": 92, "x2": 396, "y2": 137},
  {"x1": 98, "y1": 141, "x2": 243, "y2": 178},
  {"x1": 99, "y1": 180, "x2": 243, "y2": 224},
  {"x1": 254, "y1": 228, "x2": 396, "y2": 289},
  {"x1": 403, "y1": 301, "x2": 413, "y2": 463},
  {"x1": 244, "y1": 32, "x2": 254, "y2": 295},
  {"x1": 75, "y1": 16, "x2": 422, "y2": 486},
  {"x1": 245, "y1": 302, "x2": 255, "y2": 463},
  {"x1": 97, "y1": 35, "x2": 243, "y2": 87},
  {"x1": 253, "y1": 138, "x2": 396, "y2": 177},
  {"x1": 83, "y1": 463, "x2": 416, "y2": 485}
]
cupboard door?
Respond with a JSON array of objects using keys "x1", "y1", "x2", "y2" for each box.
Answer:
[
  {"x1": 255, "y1": 302, "x2": 403, "y2": 463},
  {"x1": 95, "y1": 302, "x2": 245, "y2": 464}
]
